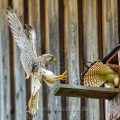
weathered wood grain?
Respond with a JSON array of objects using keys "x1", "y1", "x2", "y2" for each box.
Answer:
[
  {"x1": 0, "y1": 1, "x2": 5, "y2": 120},
  {"x1": 8, "y1": 1, "x2": 16, "y2": 120},
  {"x1": 97, "y1": 1, "x2": 105, "y2": 119},
  {"x1": 54, "y1": 84, "x2": 119, "y2": 99},
  {"x1": 102, "y1": 0, "x2": 120, "y2": 120},
  {"x1": 28, "y1": 0, "x2": 41, "y2": 55},
  {"x1": 12, "y1": 1, "x2": 26, "y2": 120},
  {"x1": 64, "y1": 0, "x2": 81, "y2": 119},
  {"x1": 45, "y1": 0, "x2": 61, "y2": 120},
  {"x1": 58, "y1": 0, "x2": 67, "y2": 120},
  {"x1": 118, "y1": 0, "x2": 120, "y2": 44},
  {"x1": 28, "y1": 0, "x2": 43, "y2": 119},
  {"x1": 0, "y1": 1, "x2": 11, "y2": 120},
  {"x1": 102, "y1": 0, "x2": 119, "y2": 56},
  {"x1": 83, "y1": 0, "x2": 101, "y2": 120},
  {"x1": 77, "y1": 1, "x2": 86, "y2": 119},
  {"x1": 0, "y1": 2, "x2": 4, "y2": 119}
]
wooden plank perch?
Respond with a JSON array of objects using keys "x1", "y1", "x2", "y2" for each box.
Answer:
[{"x1": 54, "y1": 84, "x2": 119, "y2": 99}]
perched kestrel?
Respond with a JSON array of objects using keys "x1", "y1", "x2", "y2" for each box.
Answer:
[
  {"x1": 83, "y1": 61, "x2": 119, "y2": 88},
  {"x1": 7, "y1": 8, "x2": 67, "y2": 115}
]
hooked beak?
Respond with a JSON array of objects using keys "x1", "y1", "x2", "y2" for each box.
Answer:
[
  {"x1": 52, "y1": 57, "x2": 56, "y2": 61},
  {"x1": 48, "y1": 56, "x2": 56, "y2": 65}
]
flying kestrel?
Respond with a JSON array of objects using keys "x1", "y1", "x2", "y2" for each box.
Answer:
[{"x1": 7, "y1": 8, "x2": 67, "y2": 115}]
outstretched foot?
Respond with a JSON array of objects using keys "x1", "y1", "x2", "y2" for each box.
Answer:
[{"x1": 57, "y1": 71, "x2": 67, "y2": 81}]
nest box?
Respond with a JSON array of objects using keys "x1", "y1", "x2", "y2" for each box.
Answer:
[{"x1": 55, "y1": 45, "x2": 120, "y2": 99}]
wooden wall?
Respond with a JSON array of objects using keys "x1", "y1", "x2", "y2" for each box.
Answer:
[{"x1": 0, "y1": 0, "x2": 120, "y2": 120}]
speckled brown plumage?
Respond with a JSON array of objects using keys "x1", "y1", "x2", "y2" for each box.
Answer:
[{"x1": 83, "y1": 61, "x2": 119, "y2": 88}]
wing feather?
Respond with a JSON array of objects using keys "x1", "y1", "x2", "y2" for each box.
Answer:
[
  {"x1": 7, "y1": 9, "x2": 37, "y2": 77},
  {"x1": 25, "y1": 24, "x2": 37, "y2": 57},
  {"x1": 83, "y1": 61, "x2": 110, "y2": 87}
]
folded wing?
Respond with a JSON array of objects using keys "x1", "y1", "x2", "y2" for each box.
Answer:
[{"x1": 83, "y1": 61, "x2": 115, "y2": 87}]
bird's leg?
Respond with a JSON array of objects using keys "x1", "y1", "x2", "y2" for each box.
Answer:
[{"x1": 56, "y1": 71, "x2": 67, "y2": 81}]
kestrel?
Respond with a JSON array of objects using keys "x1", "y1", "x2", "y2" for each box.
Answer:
[
  {"x1": 7, "y1": 8, "x2": 67, "y2": 115},
  {"x1": 83, "y1": 61, "x2": 119, "y2": 88}
]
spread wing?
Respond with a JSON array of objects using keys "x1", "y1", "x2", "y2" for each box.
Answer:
[
  {"x1": 25, "y1": 24, "x2": 37, "y2": 57},
  {"x1": 7, "y1": 9, "x2": 37, "y2": 77},
  {"x1": 83, "y1": 61, "x2": 114, "y2": 87}
]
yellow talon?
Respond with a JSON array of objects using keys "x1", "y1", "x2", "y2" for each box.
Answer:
[
  {"x1": 60, "y1": 71, "x2": 67, "y2": 77},
  {"x1": 57, "y1": 71, "x2": 67, "y2": 81}
]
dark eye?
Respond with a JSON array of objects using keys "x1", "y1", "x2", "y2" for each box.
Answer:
[
  {"x1": 50, "y1": 57, "x2": 54, "y2": 61},
  {"x1": 52, "y1": 56, "x2": 54, "y2": 59}
]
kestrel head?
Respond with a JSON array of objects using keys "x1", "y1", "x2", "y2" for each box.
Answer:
[{"x1": 38, "y1": 54, "x2": 56, "y2": 66}]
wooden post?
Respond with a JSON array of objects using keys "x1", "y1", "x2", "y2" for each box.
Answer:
[
  {"x1": 82, "y1": 0, "x2": 102, "y2": 119},
  {"x1": 0, "y1": 1, "x2": 11, "y2": 120},
  {"x1": 0, "y1": 1, "x2": 5, "y2": 120},
  {"x1": 12, "y1": 1, "x2": 26, "y2": 120},
  {"x1": 44, "y1": 0, "x2": 62, "y2": 119},
  {"x1": 63, "y1": 0, "x2": 81, "y2": 119}
]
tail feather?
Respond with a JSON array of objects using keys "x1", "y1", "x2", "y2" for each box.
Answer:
[
  {"x1": 26, "y1": 111, "x2": 33, "y2": 120},
  {"x1": 28, "y1": 91, "x2": 39, "y2": 116}
]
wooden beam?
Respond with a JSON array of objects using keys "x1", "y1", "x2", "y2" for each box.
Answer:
[
  {"x1": 82, "y1": 0, "x2": 101, "y2": 119},
  {"x1": 1, "y1": 1, "x2": 11, "y2": 120},
  {"x1": 12, "y1": 1, "x2": 26, "y2": 120},
  {"x1": 44, "y1": 0, "x2": 61, "y2": 120},
  {"x1": 63, "y1": 0, "x2": 81, "y2": 119},
  {"x1": 54, "y1": 84, "x2": 119, "y2": 99},
  {"x1": 59, "y1": 0, "x2": 67, "y2": 120}
]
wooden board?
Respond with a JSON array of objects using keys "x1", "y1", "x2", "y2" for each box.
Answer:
[
  {"x1": 44, "y1": 0, "x2": 61, "y2": 120},
  {"x1": 82, "y1": 0, "x2": 102, "y2": 119},
  {"x1": 12, "y1": 1, "x2": 26, "y2": 120},
  {"x1": 54, "y1": 84, "x2": 119, "y2": 99},
  {"x1": 0, "y1": 1, "x2": 11, "y2": 120},
  {"x1": 63, "y1": 0, "x2": 81, "y2": 119}
]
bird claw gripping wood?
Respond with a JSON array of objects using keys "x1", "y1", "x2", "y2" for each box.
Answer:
[{"x1": 57, "y1": 71, "x2": 67, "y2": 81}]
